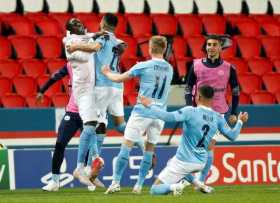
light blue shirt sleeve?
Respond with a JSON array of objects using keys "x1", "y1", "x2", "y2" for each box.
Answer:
[
  {"x1": 218, "y1": 116, "x2": 243, "y2": 141},
  {"x1": 149, "y1": 106, "x2": 192, "y2": 122},
  {"x1": 128, "y1": 62, "x2": 146, "y2": 77}
]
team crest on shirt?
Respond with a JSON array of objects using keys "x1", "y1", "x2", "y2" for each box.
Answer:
[
  {"x1": 64, "y1": 115, "x2": 70, "y2": 121},
  {"x1": 218, "y1": 70, "x2": 224, "y2": 76}
]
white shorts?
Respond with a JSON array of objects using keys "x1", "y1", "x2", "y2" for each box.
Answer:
[
  {"x1": 158, "y1": 156, "x2": 204, "y2": 184},
  {"x1": 124, "y1": 113, "x2": 165, "y2": 145},
  {"x1": 94, "y1": 86, "x2": 124, "y2": 125}
]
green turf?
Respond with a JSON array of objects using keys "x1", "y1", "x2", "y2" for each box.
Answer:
[{"x1": 0, "y1": 185, "x2": 279, "y2": 203}]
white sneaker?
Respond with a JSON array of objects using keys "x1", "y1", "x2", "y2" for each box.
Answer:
[
  {"x1": 104, "y1": 182, "x2": 121, "y2": 194},
  {"x1": 171, "y1": 182, "x2": 185, "y2": 196},
  {"x1": 179, "y1": 179, "x2": 191, "y2": 188},
  {"x1": 73, "y1": 168, "x2": 92, "y2": 186},
  {"x1": 87, "y1": 185, "x2": 96, "y2": 191},
  {"x1": 42, "y1": 180, "x2": 59, "y2": 191},
  {"x1": 132, "y1": 185, "x2": 142, "y2": 194},
  {"x1": 197, "y1": 184, "x2": 214, "y2": 194}
]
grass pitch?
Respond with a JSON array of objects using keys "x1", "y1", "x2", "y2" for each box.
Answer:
[{"x1": 0, "y1": 185, "x2": 279, "y2": 203}]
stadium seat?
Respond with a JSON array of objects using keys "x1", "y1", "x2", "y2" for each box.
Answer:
[
  {"x1": 21, "y1": 59, "x2": 47, "y2": 78},
  {"x1": 238, "y1": 73, "x2": 262, "y2": 94},
  {"x1": 0, "y1": 0, "x2": 17, "y2": 13},
  {"x1": 21, "y1": 0, "x2": 44, "y2": 12},
  {"x1": 51, "y1": 93, "x2": 69, "y2": 107},
  {"x1": 226, "y1": 14, "x2": 253, "y2": 27},
  {"x1": 146, "y1": 0, "x2": 170, "y2": 13},
  {"x1": 35, "y1": 19, "x2": 64, "y2": 36},
  {"x1": 187, "y1": 36, "x2": 206, "y2": 58},
  {"x1": 275, "y1": 91, "x2": 280, "y2": 103},
  {"x1": 138, "y1": 37, "x2": 149, "y2": 58},
  {"x1": 171, "y1": 0, "x2": 193, "y2": 14},
  {"x1": 152, "y1": 14, "x2": 178, "y2": 35},
  {"x1": 83, "y1": 19, "x2": 100, "y2": 33},
  {"x1": 127, "y1": 14, "x2": 152, "y2": 38},
  {"x1": 261, "y1": 22, "x2": 280, "y2": 36},
  {"x1": 0, "y1": 37, "x2": 12, "y2": 59},
  {"x1": 0, "y1": 60, "x2": 22, "y2": 78},
  {"x1": 13, "y1": 76, "x2": 37, "y2": 96},
  {"x1": 0, "y1": 77, "x2": 12, "y2": 96},
  {"x1": 245, "y1": 0, "x2": 268, "y2": 14},
  {"x1": 273, "y1": 59, "x2": 280, "y2": 72},
  {"x1": 200, "y1": 15, "x2": 226, "y2": 35},
  {"x1": 7, "y1": 19, "x2": 36, "y2": 35},
  {"x1": 120, "y1": 57, "x2": 138, "y2": 71},
  {"x1": 262, "y1": 73, "x2": 280, "y2": 93},
  {"x1": 250, "y1": 91, "x2": 276, "y2": 104},
  {"x1": 239, "y1": 92, "x2": 251, "y2": 104},
  {"x1": 46, "y1": 0, "x2": 69, "y2": 12},
  {"x1": 9, "y1": 36, "x2": 37, "y2": 59},
  {"x1": 219, "y1": 0, "x2": 243, "y2": 14},
  {"x1": 248, "y1": 58, "x2": 273, "y2": 76},
  {"x1": 37, "y1": 36, "x2": 62, "y2": 59},
  {"x1": 62, "y1": 75, "x2": 70, "y2": 92},
  {"x1": 95, "y1": 0, "x2": 119, "y2": 13},
  {"x1": 177, "y1": 15, "x2": 203, "y2": 38},
  {"x1": 73, "y1": 13, "x2": 101, "y2": 24},
  {"x1": 225, "y1": 58, "x2": 249, "y2": 74},
  {"x1": 37, "y1": 75, "x2": 62, "y2": 97},
  {"x1": 122, "y1": 0, "x2": 145, "y2": 13},
  {"x1": 25, "y1": 12, "x2": 51, "y2": 23},
  {"x1": 70, "y1": 0, "x2": 94, "y2": 13},
  {"x1": 1, "y1": 94, "x2": 26, "y2": 108},
  {"x1": 46, "y1": 58, "x2": 67, "y2": 74},
  {"x1": 126, "y1": 92, "x2": 138, "y2": 106},
  {"x1": 270, "y1": 0, "x2": 280, "y2": 14},
  {"x1": 194, "y1": 0, "x2": 218, "y2": 14},
  {"x1": 26, "y1": 94, "x2": 51, "y2": 108},
  {"x1": 261, "y1": 36, "x2": 280, "y2": 59},
  {"x1": 176, "y1": 58, "x2": 191, "y2": 78},
  {"x1": 235, "y1": 21, "x2": 261, "y2": 36},
  {"x1": 123, "y1": 79, "x2": 139, "y2": 95},
  {"x1": 235, "y1": 36, "x2": 261, "y2": 59},
  {"x1": 115, "y1": 14, "x2": 128, "y2": 36},
  {"x1": 172, "y1": 37, "x2": 188, "y2": 59},
  {"x1": 221, "y1": 39, "x2": 237, "y2": 58},
  {"x1": 118, "y1": 36, "x2": 138, "y2": 59},
  {"x1": 48, "y1": 13, "x2": 73, "y2": 31}
]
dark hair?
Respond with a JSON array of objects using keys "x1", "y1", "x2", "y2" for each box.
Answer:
[
  {"x1": 199, "y1": 85, "x2": 214, "y2": 99},
  {"x1": 103, "y1": 13, "x2": 118, "y2": 28},
  {"x1": 202, "y1": 34, "x2": 232, "y2": 52}
]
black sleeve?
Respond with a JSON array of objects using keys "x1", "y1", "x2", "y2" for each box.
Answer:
[
  {"x1": 229, "y1": 66, "x2": 240, "y2": 115},
  {"x1": 39, "y1": 65, "x2": 68, "y2": 93},
  {"x1": 184, "y1": 64, "x2": 197, "y2": 106}
]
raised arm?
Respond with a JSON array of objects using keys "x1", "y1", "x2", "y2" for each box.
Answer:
[{"x1": 66, "y1": 42, "x2": 102, "y2": 53}]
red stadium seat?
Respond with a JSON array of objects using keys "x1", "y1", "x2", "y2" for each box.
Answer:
[
  {"x1": 275, "y1": 91, "x2": 280, "y2": 103},
  {"x1": 25, "y1": 12, "x2": 51, "y2": 23},
  {"x1": 176, "y1": 58, "x2": 190, "y2": 78},
  {"x1": 120, "y1": 57, "x2": 138, "y2": 71},
  {"x1": 37, "y1": 75, "x2": 62, "y2": 97},
  {"x1": 1, "y1": 94, "x2": 26, "y2": 108},
  {"x1": 226, "y1": 14, "x2": 252, "y2": 27},
  {"x1": 248, "y1": 58, "x2": 273, "y2": 76},
  {"x1": 172, "y1": 36, "x2": 188, "y2": 59},
  {"x1": 126, "y1": 92, "x2": 138, "y2": 106},
  {"x1": 62, "y1": 75, "x2": 70, "y2": 92},
  {"x1": 261, "y1": 36, "x2": 280, "y2": 59},
  {"x1": 118, "y1": 36, "x2": 138, "y2": 59},
  {"x1": 83, "y1": 19, "x2": 100, "y2": 33},
  {"x1": 238, "y1": 73, "x2": 262, "y2": 94},
  {"x1": 225, "y1": 58, "x2": 249, "y2": 74},
  {"x1": 46, "y1": 58, "x2": 67, "y2": 74},
  {"x1": 26, "y1": 94, "x2": 51, "y2": 108},
  {"x1": 152, "y1": 14, "x2": 178, "y2": 35},
  {"x1": 261, "y1": 22, "x2": 280, "y2": 36},
  {"x1": 48, "y1": 13, "x2": 73, "y2": 30},
  {"x1": 123, "y1": 79, "x2": 139, "y2": 96},
  {"x1": 73, "y1": 13, "x2": 101, "y2": 24},
  {"x1": 250, "y1": 91, "x2": 276, "y2": 104},
  {"x1": 7, "y1": 19, "x2": 36, "y2": 35},
  {"x1": 200, "y1": 15, "x2": 226, "y2": 34},
  {"x1": 127, "y1": 14, "x2": 152, "y2": 38},
  {"x1": 51, "y1": 93, "x2": 69, "y2": 107},
  {"x1": 35, "y1": 19, "x2": 64, "y2": 36},
  {"x1": 0, "y1": 60, "x2": 22, "y2": 78},
  {"x1": 177, "y1": 15, "x2": 203, "y2": 38},
  {"x1": 9, "y1": 36, "x2": 37, "y2": 59},
  {"x1": 262, "y1": 73, "x2": 280, "y2": 93},
  {"x1": 186, "y1": 36, "x2": 206, "y2": 58},
  {"x1": 115, "y1": 14, "x2": 128, "y2": 36},
  {"x1": 221, "y1": 39, "x2": 237, "y2": 58},
  {"x1": 251, "y1": 15, "x2": 277, "y2": 24},
  {"x1": 138, "y1": 37, "x2": 149, "y2": 58},
  {"x1": 0, "y1": 77, "x2": 12, "y2": 96},
  {"x1": 273, "y1": 59, "x2": 280, "y2": 72},
  {"x1": 235, "y1": 21, "x2": 261, "y2": 37},
  {"x1": 239, "y1": 92, "x2": 251, "y2": 104},
  {"x1": 235, "y1": 36, "x2": 261, "y2": 59},
  {"x1": 21, "y1": 59, "x2": 47, "y2": 78},
  {"x1": 0, "y1": 37, "x2": 12, "y2": 59},
  {"x1": 13, "y1": 76, "x2": 37, "y2": 96},
  {"x1": 37, "y1": 36, "x2": 62, "y2": 59}
]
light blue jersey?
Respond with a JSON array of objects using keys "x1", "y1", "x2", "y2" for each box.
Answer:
[
  {"x1": 95, "y1": 32, "x2": 123, "y2": 89},
  {"x1": 128, "y1": 58, "x2": 173, "y2": 119},
  {"x1": 148, "y1": 105, "x2": 243, "y2": 164}
]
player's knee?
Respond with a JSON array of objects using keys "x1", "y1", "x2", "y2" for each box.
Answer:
[
  {"x1": 84, "y1": 121, "x2": 98, "y2": 127},
  {"x1": 96, "y1": 123, "x2": 106, "y2": 134}
]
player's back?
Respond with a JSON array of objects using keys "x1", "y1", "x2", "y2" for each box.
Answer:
[{"x1": 176, "y1": 106, "x2": 221, "y2": 164}]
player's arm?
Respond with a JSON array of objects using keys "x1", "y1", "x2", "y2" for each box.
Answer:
[
  {"x1": 37, "y1": 65, "x2": 68, "y2": 102},
  {"x1": 184, "y1": 64, "x2": 197, "y2": 106},
  {"x1": 218, "y1": 112, "x2": 248, "y2": 141},
  {"x1": 102, "y1": 65, "x2": 132, "y2": 82},
  {"x1": 228, "y1": 65, "x2": 240, "y2": 124},
  {"x1": 66, "y1": 41, "x2": 102, "y2": 53}
]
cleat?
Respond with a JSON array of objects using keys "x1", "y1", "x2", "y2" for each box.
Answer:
[
  {"x1": 132, "y1": 185, "x2": 142, "y2": 194},
  {"x1": 73, "y1": 168, "x2": 93, "y2": 186},
  {"x1": 197, "y1": 184, "x2": 214, "y2": 194},
  {"x1": 180, "y1": 179, "x2": 191, "y2": 188},
  {"x1": 171, "y1": 182, "x2": 185, "y2": 196},
  {"x1": 42, "y1": 180, "x2": 59, "y2": 191},
  {"x1": 87, "y1": 185, "x2": 96, "y2": 191},
  {"x1": 90, "y1": 157, "x2": 105, "y2": 183},
  {"x1": 104, "y1": 182, "x2": 121, "y2": 194}
]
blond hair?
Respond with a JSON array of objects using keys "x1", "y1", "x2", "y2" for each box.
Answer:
[{"x1": 149, "y1": 36, "x2": 167, "y2": 55}]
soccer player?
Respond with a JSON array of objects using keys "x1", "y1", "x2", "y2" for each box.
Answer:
[
  {"x1": 101, "y1": 35, "x2": 173, "y2": 194},
  {"x1": 39, "y1": 63, "x2": 104, "y2": 191},
  {"x1": 138, "y1": 85, "x2": 248, "y2": 196},
  {"x1": 184, "y1": 34, "x2": 240, "y2": 187}
]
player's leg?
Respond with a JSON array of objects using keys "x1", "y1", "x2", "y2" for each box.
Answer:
[{"x1": 42, "y1": 112, "x2": 82, "y2": 191}]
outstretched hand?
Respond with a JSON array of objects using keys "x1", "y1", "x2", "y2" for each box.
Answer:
[
  {"x1": 139, "y1": 95, "x2": 152, "y2": 107},
  {"x1": 228, "y1": 114, "x2": 237, "y2": 125},
  {"x1": 101, "y1": 65, "x2": 111, "y2": 76},
  {"x1": 238, "y1": 112, "x2": 249, "y2": 123}
]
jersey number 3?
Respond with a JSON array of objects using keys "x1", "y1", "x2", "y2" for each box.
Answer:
[{"x1": 196, "y1": 124, "x2": 210, "y2": 148}]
